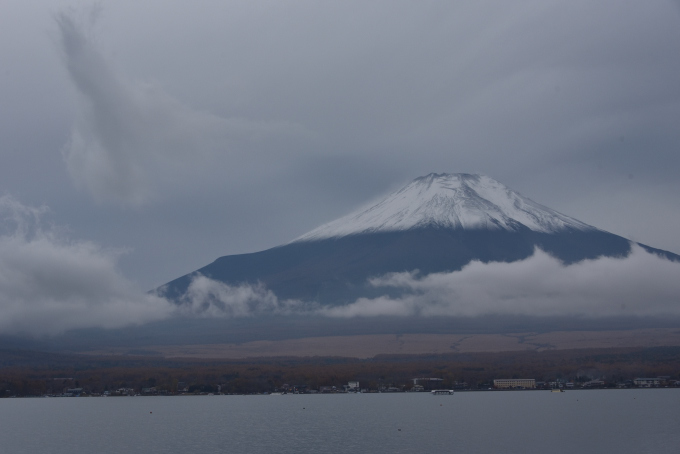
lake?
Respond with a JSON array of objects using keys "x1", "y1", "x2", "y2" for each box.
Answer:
[{"x1": 1, "y1": 389, "x2": 678, "y2": 453}]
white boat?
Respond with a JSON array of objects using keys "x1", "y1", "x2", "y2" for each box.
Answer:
[{"x1": 431, "y1": 390, "x2": 454, "y2": 395}]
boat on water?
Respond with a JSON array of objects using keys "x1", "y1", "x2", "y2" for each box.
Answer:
[
  {"x1": 551, "y1": 389, "x2": 565, "y2": 393},
  {"x1": 431, "y1": 390, "x2": 454, "y2": 395}
]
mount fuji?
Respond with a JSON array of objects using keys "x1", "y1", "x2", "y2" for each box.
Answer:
[{"x1": 160, "y1": 173, "x2": 679, "y2": 305}]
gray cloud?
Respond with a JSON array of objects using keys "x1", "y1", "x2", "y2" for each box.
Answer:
[
  {"x1": 55, "y1": 6, "x2": 311, "y2": 207},
  {"x1": 0, "y1": 195, "x2": 174, "y2": 336},
  {"x1": 171, "y1": 274, "x2": 313, "y2": 318},
  {"x1": 321, "y1": 246, "x2": 680, "y2": 318}
]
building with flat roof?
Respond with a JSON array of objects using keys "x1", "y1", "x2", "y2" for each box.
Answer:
[
  {"x1": 633, "y1": 378, "x2": 659, "y2": 387},
  {"x1": 493, "y1": 379, "x2": 536, "y2": 389}
]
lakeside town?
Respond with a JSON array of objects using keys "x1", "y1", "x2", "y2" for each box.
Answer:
[
  {"x1": 3, "y1": 345, "x2": 680, "y2": 398},
  {"x1": 5, "y1": 375, "x2": 680, "y2": 398}
]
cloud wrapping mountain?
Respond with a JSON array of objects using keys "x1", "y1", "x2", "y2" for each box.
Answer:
[
  {"x1": 163, "y1": 173, "x2": 680, "y2": 322},
  {"x1": 321, "y1": 245, "x2": 680, "y2": 318},
  {"x1": 172, "y1": 245, "x2": 680, "y2": 320}
]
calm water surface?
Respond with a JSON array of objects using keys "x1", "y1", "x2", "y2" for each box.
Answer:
[{"x1": 1, "y1": 389, "x2": 679, "y2": 453}]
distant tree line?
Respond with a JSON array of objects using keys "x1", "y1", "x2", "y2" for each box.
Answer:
[{"x1": 1, "y1": 346, "x2": 680, "y2": 397}]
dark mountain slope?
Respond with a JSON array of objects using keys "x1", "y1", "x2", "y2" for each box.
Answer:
[{"x1": 161, "y1": 227, "x2": 650, "y2": 304}]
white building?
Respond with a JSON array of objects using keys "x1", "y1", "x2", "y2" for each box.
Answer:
[
  {"x1": 633, "y1": 378, "x2": 659, "y2": 387},
  {"x1": 493, "y1": 379, "x2": 536, "y2": 389}
]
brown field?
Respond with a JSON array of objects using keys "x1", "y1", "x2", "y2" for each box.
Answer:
[{"x1": 85, "y1": 327, "x2": 680, "y2": 359}]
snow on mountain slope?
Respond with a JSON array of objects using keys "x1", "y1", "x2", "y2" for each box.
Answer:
[{"x1": 294, "y1": 173, "x2": 594, "y2": 242}]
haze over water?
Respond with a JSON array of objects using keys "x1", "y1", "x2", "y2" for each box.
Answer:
[{"x1": 1, "y1": 389, "x2": 678, "y2": 453}]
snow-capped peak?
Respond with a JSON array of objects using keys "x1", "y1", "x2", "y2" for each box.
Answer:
[{"x1": 293, "y1": 173, "x2": 594, "y2": 242}]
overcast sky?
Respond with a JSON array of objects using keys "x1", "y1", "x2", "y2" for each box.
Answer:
[{"x1": 1, "y1": 1, "x2": 680, "y2": 334}]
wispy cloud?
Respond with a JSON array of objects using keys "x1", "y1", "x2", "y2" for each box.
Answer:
[
  {"x1": 0, "y1": 195, "x2": 174, "y2": 336},
  {"x1": 321, "y1": 246, "x2": 680, "y2": 318},
  {"x1": 0, "y1": 195, "x2": 315, "y2": 336},
  {"x1": 55, "y1": 6, "x2": 310, "y2": 207},
  {"x1": 171, "y1": 274, "x2": 313, "y2": 318}
]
